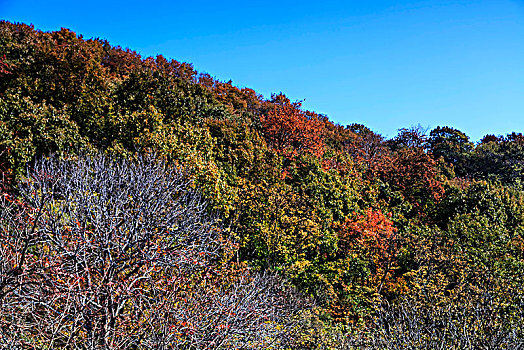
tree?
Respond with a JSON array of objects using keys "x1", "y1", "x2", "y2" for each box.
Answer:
[
  {"x1": 428, "y1": 126, "x2": 473, "y2": 176},
  {"x1": 331, "y1": 208, "x2": 400, "y2": 321},
  {"x1": 374, "y1": 147, "x2": 444, "y2": 214},
  {"x1": 387, "y1": 126, "x2": 429, "y2": 152},
  {"x1": 0, "y1": 154, "x2": 307, "y2": 349},
  {"x1": 467, "y1": 134, "x2": 524, "y2": 184},
  {"x1": 344, "y1": 123, "x2": 386, "y2": 166},
  {"x1": 260, "y1": 104, "x2": 325, "y2": 159}
]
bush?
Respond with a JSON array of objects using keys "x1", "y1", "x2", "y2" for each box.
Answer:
[{"x1": 0, "y1": 154, "x2": 307, "y2": 349}]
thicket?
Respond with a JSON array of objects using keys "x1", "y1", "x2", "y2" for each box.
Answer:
[
  {"x1": 0, "y1": 154, "x2": 308, "y2": 348},
  {"x1": 1, "y1": 21, "x2": 524, "y2": 348}
]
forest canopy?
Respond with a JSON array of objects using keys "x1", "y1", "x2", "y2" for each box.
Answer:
[{"x1": 1, "y1": 21, "x2": 524, "y2": 349}]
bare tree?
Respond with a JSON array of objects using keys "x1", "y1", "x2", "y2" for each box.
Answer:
[
  {"x1": 334, "y1": 292, "x2": 524, "y2": 350},
  {"x1": 0, "y1": 154, "x2": 307, "y2": 349}
]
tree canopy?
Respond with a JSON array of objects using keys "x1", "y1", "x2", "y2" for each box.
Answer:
[{"x1": 1, "y1": 21, "x2": 524, "y2": 348}]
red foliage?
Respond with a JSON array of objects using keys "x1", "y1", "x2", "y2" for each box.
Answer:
[
  {"x1": 480, "y1": 134, "x2": 503, "y2": 144},
  {"x1": 374, "y1": 147, "x2": 444, "y2": 205},
  {"x1": 0, "y1": 54, "x2": 11, "y2": 76},
  {"x1": 153, "y1": 54, "x2": 197, "y2": 81},
  {"x1": 338, "y1": 209, "x2": 397, "y2": 267},
  {"x1": 101, "y1": 44, "x2": 142, "y2": 78},
  {"x1": 260, "y1": 104, "x2": 325, "y2": 159},
  {"x1": 335, "y1": 208, "x2": 401, "y2": 309},
  {"x1": 198, "y1": 74, "x2": 266, "y2": 115}
]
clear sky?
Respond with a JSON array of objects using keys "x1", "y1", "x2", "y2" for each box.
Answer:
[{"x1": 1, "y1": 0, "x2": 523, "y2": 140}]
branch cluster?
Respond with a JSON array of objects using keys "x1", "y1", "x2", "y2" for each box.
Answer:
[{"x1": 0, "y1": 154, "x2": 305, "y2": 349}]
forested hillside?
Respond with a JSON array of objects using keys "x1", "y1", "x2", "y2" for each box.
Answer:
[{"x1": 1, "y1": 21, "x2": 524, "y2": 348}]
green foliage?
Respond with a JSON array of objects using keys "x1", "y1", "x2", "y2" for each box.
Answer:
[
  {"x1": 1, "y1": 20, "x2": 524, "y2": 348},
  {"x1": 466, "y1": 134, "x2": 524, "y2": 185},
  {"x1": 429, "y1": 125, "x2": 473, "y2": 176}
]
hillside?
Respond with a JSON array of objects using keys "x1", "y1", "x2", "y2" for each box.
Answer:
[{"x1": 1, "y1": 21, "x2": 524, "y2": 348}]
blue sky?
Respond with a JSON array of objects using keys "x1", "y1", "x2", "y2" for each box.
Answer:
[{"x1": 1, "y1": 0, "x2": 523, "y2": 140}]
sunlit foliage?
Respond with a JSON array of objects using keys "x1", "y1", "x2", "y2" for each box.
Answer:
[{"x1": 1, "y1": 20, "x2": 524, "y2": 348}]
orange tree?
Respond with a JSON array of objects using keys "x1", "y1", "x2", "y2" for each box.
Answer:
[{"x1": 260, "y1": 103, "x2": 325, "y2": 160}]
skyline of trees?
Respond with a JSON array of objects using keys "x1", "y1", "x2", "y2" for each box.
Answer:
[{"x1": 1, "y1": 21, "x2": 524, "y2": 348}]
